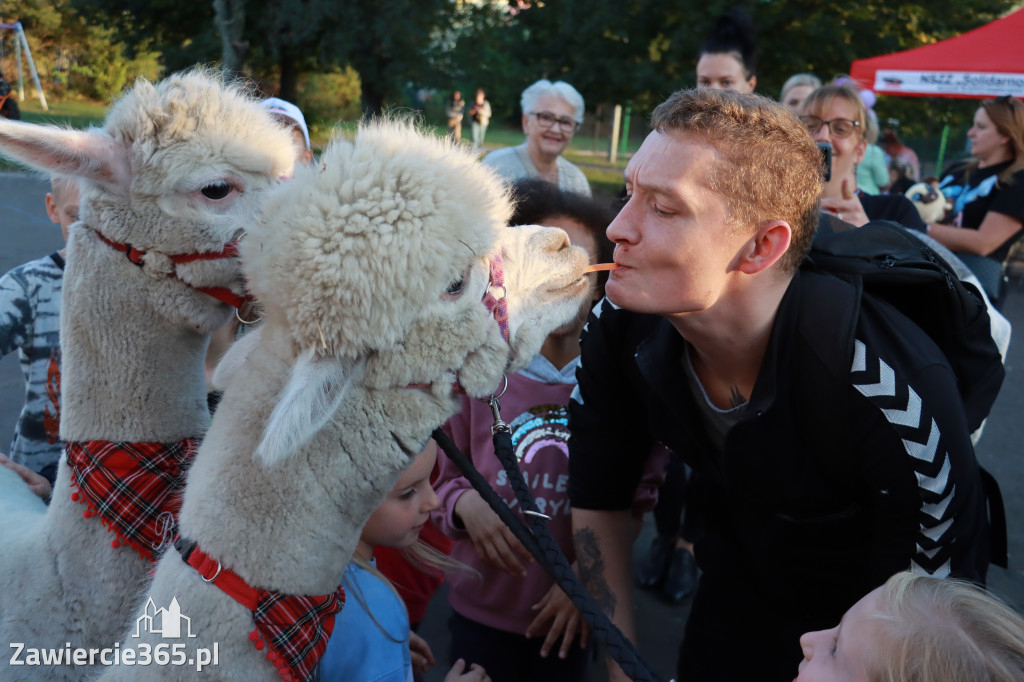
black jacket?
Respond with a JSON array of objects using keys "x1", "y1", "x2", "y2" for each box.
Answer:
[{"x1": 569, "y1": 270, "x2": 990, "y2": 679}]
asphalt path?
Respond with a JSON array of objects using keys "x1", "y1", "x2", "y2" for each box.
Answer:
[{"x1": 1, "y1": 170, "x2": 1022, "y2": 681}]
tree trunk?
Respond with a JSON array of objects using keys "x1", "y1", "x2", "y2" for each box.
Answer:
[
  {"x1": 278, "y1": 50, "x2": 299, "y2": 103},
  {"x1": 213, "y1": 0, "x2": 250, "y2": 76}
]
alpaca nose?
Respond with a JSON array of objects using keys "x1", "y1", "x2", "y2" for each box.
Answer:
[{"x1": 551, "y1": 228, "x2": 571, "y2": 251}]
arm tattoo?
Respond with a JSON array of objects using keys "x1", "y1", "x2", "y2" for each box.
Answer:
[
  {"x1": 730, "y1": 385, "x2": 747, "y2": 408},
  {"x1": 573, "y1": 527, "x2": 617, "y2": 618}
]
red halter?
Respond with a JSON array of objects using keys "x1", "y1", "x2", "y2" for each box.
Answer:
[
  {"x1": 93, "y1": 231, "x2": 248, "y2": 309},
  {"x1": 481, "y1": 253, "x2": 510, "y2": 344}
]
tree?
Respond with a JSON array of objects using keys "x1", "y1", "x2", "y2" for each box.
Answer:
[
  {"x1": 463, "y1": 0, "x2": 1019, "y2": 139},
  {"x1": 213, "y1": 0, "x2": 248, "y2": 76},
  {"x1": 3, "y1": 0, "x2": 161, "y2": 101},
  {"x1": 324, "y1": 0, "x2": 457, "y2": 115}
]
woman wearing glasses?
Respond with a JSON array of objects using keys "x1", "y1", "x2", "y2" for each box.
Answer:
[
  {"x1": 929, "y1": 96, "x2": 1024, "y2": 304},
  {"x1": 481, "y1": 79, "x2": 591, "y2": 196},
  {"x1": 800, "y1": 83, "x2": 924, "y2": 230}
]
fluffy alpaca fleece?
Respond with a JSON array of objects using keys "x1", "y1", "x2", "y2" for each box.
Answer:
[
  {"x1": 0, "y1": 69, "x2": 296, "y2": 681},
  {"x1": 98, "y1": 120, "x2": 592, "y2": 680}
]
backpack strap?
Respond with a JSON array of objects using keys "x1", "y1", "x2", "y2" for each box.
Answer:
[
  {"x1": 980, "y1": 467, "x2": 1009, "y2": 568},
  {"x1": 794, "y1": 271, "x2": 863, "y2": 498},
  {"x1": 795, "y1": 270, "x2": 1009, "y2": 570}
]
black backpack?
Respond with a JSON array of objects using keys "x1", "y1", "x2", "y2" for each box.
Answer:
[{"x1": 798, "y1": 217, "x2": 1008, "y2": 567}]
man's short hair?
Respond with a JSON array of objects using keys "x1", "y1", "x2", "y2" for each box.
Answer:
[{"x1": 650, "y1": 89, "x2": 822, "y2": 273}]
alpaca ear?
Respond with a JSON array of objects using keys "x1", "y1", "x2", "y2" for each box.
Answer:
[
  {"x1": 0, "y1": 121, "x2": 130, "y2": 192},
  {"x1": 210, "y1": 326, "x2": 263, "y2": 392},
  {"x1": 254, "y1": 352, "x2": 352, "y2": 466}
]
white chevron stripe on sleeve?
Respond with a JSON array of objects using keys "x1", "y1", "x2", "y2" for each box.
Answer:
[
  {"x1": 915, "y1": 454, "x2": 951, "y2": 495},
  {"x1": 883, "y1": 386, "x2": 922, "y2": 427},
  {"x1": 921, "y1": 486, "x2": 955, "y2": 521},
  {"x1": 852, "y1": 338, "x2": 961, "y2": 581},
  {"x1": 854, "y1": 357, "x2": 897, "y2": 398},
  {"x1": 902, "y1": 419, "x2": 940, "y2": 463},
  {"x1": 911, "y1": 558, "x2": 951, "y2": 577},
  {"x1": 852, "y1": 339, "x2": 866, "y2": 373},
  {"x1": 921, "y1": 515, "x2": 954, "y2": 544}
]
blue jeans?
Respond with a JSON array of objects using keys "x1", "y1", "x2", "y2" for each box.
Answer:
[{"x1": 471, "y1": 121, "x2": 488, "y2": 148}]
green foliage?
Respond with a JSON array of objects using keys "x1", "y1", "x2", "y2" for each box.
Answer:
[
  {"x1": 5, "y1": 0, "x2": 1019, "y2": 167},
  {"x1": 443, "y1": 0, "x2": 1019, "y2": 160},
  {"x1": 69, "y1": 0, "x2": 219, "y2": 72},
  {"x1": 296, "y1": 67, "x2": 362, "y2": 127},
  {"x1": 65, "y1": 22, "x2": 161, "y2": 101},
  {"x1": 3, "y1": 0, "x2": 162, "y2": 102}
]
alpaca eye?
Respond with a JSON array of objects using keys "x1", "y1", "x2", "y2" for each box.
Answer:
[
  {"x1": 201, "y1": 182, "x2": 232, "y2": 200},
  {"x1": 445, "y1": 277, "x2": 465, "y2": 296}
]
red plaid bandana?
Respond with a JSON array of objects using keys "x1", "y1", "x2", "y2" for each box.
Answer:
[
  {"x1": 178, "y1": 539, "x2": 344, "y2": 682},
  {"x1": 67, "y1": 439, "x2": 196, "y2": 562}
]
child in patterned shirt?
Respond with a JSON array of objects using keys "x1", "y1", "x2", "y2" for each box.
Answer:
[{"x1": 0, "y1": 175, "x2": 79, "y2": 488}]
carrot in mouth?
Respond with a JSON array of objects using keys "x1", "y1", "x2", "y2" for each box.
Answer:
[{"x1": 584, "y1": 263, "x2": 620, "y2": 273}]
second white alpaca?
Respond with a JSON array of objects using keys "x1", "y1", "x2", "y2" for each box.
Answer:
[{"x1": 99, "y1": 120, "x2": 593, "y2": 681}]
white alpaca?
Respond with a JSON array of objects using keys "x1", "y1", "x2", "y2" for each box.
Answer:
[
  {"x1": 99, "y1": 120, "x2": 592, "y2": 681},
  {"x1": 0, "y1": 69, "x2": 296, "y2": 680}
]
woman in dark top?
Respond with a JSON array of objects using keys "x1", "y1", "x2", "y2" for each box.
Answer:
[
  {"x1": 931, "y1": 97, "x2": 1024, "y2": 262},
  {"x1": 929, "y1": 97, "x2": 1024, "y2": 303},
  {"x1": 800, "y1": 83, "x2": 925, "y2": 231}
]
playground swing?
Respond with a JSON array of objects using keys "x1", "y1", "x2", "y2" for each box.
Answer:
[{"x1": 0, "y1": 19, "x2": 48, "y2": 117}]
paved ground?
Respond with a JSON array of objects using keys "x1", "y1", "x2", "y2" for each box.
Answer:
[{"x1": 2, "y1": 171, "x2": 1022, "y2": 681}]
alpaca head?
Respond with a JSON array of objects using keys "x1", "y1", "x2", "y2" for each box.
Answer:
[
  {"x1": 0, "y1": 68, "x2": 297, "y2": 332},
  {"x1": 241, "y1": 119, "x2": 592, "y2": 463}
]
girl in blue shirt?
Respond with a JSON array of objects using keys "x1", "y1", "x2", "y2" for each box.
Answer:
[{"x1": 319, "y1": 442, "x2": 491, "y2": 682}]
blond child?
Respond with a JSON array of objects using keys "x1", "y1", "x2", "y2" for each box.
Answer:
[
  {"x1": 0, "y1": 175, "x2": 79, "y2": 490},
  {"x1": 319, "y1": 441, "x2": 491, "y2": 682}
]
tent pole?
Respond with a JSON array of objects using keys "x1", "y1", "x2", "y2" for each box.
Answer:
[{"x1": 936, "y1": 124, "x2": 950, "y2": 174}]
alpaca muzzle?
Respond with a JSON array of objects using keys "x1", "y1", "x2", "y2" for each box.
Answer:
[{"x1": 93, "y1": 229, "x2": 249, "y2": 309}]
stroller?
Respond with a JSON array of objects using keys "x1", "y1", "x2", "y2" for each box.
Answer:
[{"x1": 0, "y1": 72, "x2": 20, "y2": 120}]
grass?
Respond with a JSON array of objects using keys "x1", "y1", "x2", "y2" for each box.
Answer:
[
  {"x1": 18, "y1": 98, "x2": 108, "y2": 128},
  {"x1": 2, "y1": 98, "x2": 633, "y2": 197},
  {"x1": 1, "y1": 99, "x2": 109, "y2": 171}
]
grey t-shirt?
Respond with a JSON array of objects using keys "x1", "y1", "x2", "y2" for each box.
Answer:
[
  {"x1": 681, "y1": 343, "x2": 746, "y2": 454},
  {"x1": 481, "y1": 144, "x2": 592, "y2": 197}
]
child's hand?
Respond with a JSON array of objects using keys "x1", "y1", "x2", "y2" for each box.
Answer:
[
  {"x1": 409, "y1": 630, "x2": 435, "y2": 674},
  {"x1": 445, "y1": 658, "x2": 490, "y2": 682},
  {"x1": 524, "y1": 582, "x2": 590, "y2": 659},
  {"x1": 455, "y1": 489, "x2": 533, "y2": 576},
  {"x1": 0, "y1": 453, "x2": 52, "y2": 501}
]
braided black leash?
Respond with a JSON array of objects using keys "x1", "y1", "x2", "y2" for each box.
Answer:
[{"x1": 431, "y1": 397, "x2": 669, "y2": 682}]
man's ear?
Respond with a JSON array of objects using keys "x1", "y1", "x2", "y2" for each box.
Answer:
[
  {"x1": 521, "y1": 114, "x2": 530, "y2": 134},
  {"x1": 736, "y1": 220, "x2": 791, "y2": 274}
]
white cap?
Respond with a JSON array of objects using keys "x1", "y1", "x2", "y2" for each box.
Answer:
[{"x1": 261, "y1": 97, "x2": 310, "y2": 150}]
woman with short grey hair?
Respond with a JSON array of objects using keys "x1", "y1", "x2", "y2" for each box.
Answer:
[{"x1": 481, "y1": 79, "x2": 591, "y2": 196}]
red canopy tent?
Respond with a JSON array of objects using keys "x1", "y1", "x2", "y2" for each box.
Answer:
[{"x1": 850, "y1": 8, "x2": 1024, "y2": 99}]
